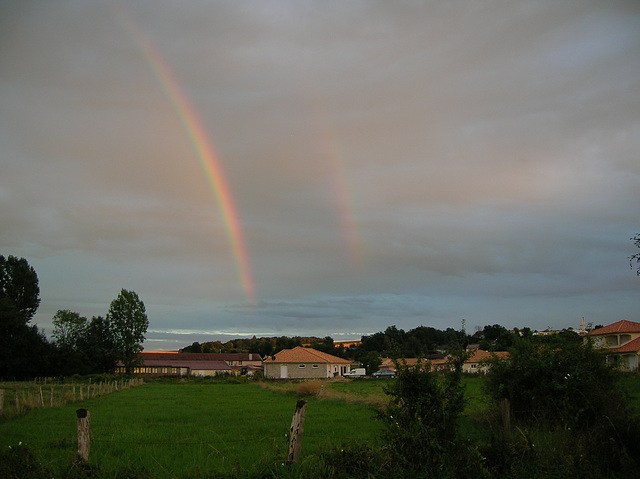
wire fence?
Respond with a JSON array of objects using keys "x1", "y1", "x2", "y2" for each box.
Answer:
[{"x1": 0, "y1": 378, "x2": 144, "y2": 419}]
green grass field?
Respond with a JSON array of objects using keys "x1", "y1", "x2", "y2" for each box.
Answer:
[
  {"x1": 1, "y1": 375, "x2": 638, "y2": 478},
  {"x1": 0, "y1": 379, "x2": 383, "y2": 477}
]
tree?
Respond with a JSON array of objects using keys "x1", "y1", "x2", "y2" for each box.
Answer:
[
  {"x1": 82, "y1": 316, "x2": 118, "y2": 374},
  {"x1": 52, "y1": 309, "x2": 88, "y2": 351},
  {"x1": 0, "y1": 255, "x2": 48, "y2": 379},
  {"x1": 183, "y1": 341, "x2": 202, "y2": 353},
  {"x1": 107, "y1": 289, "x2": 149, "y2": 374},
  {"x1": 0, "y1": 255, "x2": 40, "y2": 324},
  {"x1": 362, "y1": 350, "x2": 382, "y2": 375},
  {"x1": 631, "y1": 233, "x2": 640, "y2": 275}
]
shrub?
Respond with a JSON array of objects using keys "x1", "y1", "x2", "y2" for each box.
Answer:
[
  {"x1": 484, "y1": 340, "x2": 627, "y2": 430},
  {"x1": 483, "y1": 339, "x2": 640, "y2": 475},
  {"x1": 376, "y1": 354, "x2": 485, "y2": 476},
  {"x1": 0, "y1": 443, "x2": 50, "y2": 479}
]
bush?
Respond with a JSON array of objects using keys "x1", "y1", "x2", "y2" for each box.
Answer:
[
  {"x1": 0, "y1": 443, "x2": 50, "y2": 479},
  {"x1": 376, "y1": 354, "x2": 486, "y2": 477},
  {"x1": 484, "y1": 340, "x2": 627, "y2": 430},
  {"x1": 483, "y1": 340, "x2": 640, "y2": 476}
]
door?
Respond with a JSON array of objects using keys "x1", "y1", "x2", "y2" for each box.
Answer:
[{"x1": 280, "y1": 365, "x2": 288, "y2": 379}]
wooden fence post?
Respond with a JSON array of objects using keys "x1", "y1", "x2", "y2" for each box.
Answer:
[
  {"x1": 15, "y1": 387, "x2": 20, "y2": 414},
  {"x1": 76, "y1": 409, "x2": 91, "y2": 462},
  {"x1": 287, "y1": 399, "x2": 308, "y2": 464},
  {"x1": 500, "y1": 398, "x2": 511, "y2": 441},
  {"x1": 0, "y1": 389, "x2": 4, "y2": 415},
  {"x1": 50, "y1": 387, "x2": 54, "y2": 407}
]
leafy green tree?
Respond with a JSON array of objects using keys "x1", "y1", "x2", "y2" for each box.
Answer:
[
  {"x1": 50, "y1": 309, "x2": 89, "y2": 375},
  {"x1": 310, "y1": 336, "x2": 334, "y2": 354},
  {"x1": 183, "y1": 341, "x2": 202, "y2": 353},
  {"x1": 257, "y1": 338, "x2": 275, "y2": 358},
  {"x1": 0, "y1": 255, "x2": 51, "y2": 379},
  {"x1": 52, "y1": 309, "x2": 87, "y2": 351},
  {"x1": 482, "y1": 324, "x2": 508, "y2": 341},
  {"x1": 107, "y1": 289, "x2": 149, "y2": 374},
  {"x1": 82, "y1": 316, "x2": 118, "y2": 373},
  {"x1": 362, "y1": 350, "x2": 382, "y2": 375},
  {"x1": 531, "y1": 328, "x2": 581, "y2": 346},
  {"x1": 49, "y1": 311, "x2": 118, "y2": 375},
  {"x1": 494, "y1": 329, "x2": 515, "y2": 351},
  {"x1": 0, "y1": 255, "x2": 40, "y2": 324}
]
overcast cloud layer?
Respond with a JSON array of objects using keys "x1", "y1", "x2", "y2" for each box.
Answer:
[{"x1": 1, "y1": 0, "x2": 639, "y2": 350}]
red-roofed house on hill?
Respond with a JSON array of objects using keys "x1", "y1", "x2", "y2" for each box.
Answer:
[
  {"x1": 585, "y1": 320, "x2": 640, "y2": 370},
  {"x1": 462, "y1": 350, "x2": 510, "y2": 374},
  {"x1": 263, "y1": 346, "x2": 352, "y2": 379}
]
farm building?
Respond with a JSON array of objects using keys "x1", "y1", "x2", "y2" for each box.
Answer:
[
  {"x1": 116, "y1": 352, "x2": 263, "y2": 376},
  {"x1": 263, "y1": 346, "x2": 352, "y2": 379},
  {"x1": 379, "y1": 349, "x2": 509, "y2": 374},
  {"x1": 585, "y1": 320, "x2": 640, "y2": 370}
]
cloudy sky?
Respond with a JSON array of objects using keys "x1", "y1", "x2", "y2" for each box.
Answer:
[{"x1": 2, "y1": 0, "x2": 639, "y2": 350}]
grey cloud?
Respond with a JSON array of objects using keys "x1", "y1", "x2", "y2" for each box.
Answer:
[{"x1": 1, "y1": 0, "x2": 638, "y2": 349}]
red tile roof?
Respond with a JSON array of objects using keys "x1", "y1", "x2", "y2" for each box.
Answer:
[
  {"x1": 466, "y1": 350, "x2": 510, "y2": 362},
  {"x1": 610, "y1": 336, "x2": 640, "y2": 353},
  {"x1": 265, "y1": 346, "x2": 351, "y2": 364},
  {"x1": 586, "y1": 320, "x2": 640, "y2": 336},
  {"x1": 380, "y1": 351, "x2": 510, "y2": 370}
]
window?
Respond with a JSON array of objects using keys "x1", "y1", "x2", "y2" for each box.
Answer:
[
  {"x1": 312, "y1": 364, "x2": 319, "y2": 369},
  {"x1": 299, "y1": 364, "x2": 306, "y2": 368}
]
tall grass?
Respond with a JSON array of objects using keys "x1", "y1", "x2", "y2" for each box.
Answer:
[
  {"x1": 1, "y1": 374, "x2": 638, "y2": 478},
  {"x1": 0, "y1": 379, "x2": 381, "y2": 477}
]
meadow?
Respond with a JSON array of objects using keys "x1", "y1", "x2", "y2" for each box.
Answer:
[
  {"x1": 0, "y1": 378, "x2": 386, "y2": 478},
  {"x1": 1, "y1": 375, "x2": 639, "y2": 478}
]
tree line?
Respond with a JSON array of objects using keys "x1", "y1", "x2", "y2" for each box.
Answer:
[
  {"x1": 1, "y1": 244, "x2": 632, "y2": 379},
  {"x1": 183, "y1": 323, "x2": 584, "y2": 360},
  {"x1": 0, "y1": 255, "x2": 148, "y2": 379},
  {"x1": 180, "y1": 335, "x2": 335, "y2": 357}
]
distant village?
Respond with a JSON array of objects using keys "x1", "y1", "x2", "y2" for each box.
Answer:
[{"x1": 124, "y1": 318, "x2": 640, "y2": 378}]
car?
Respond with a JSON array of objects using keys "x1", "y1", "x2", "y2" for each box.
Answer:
[
  {"x1": 343, "y1": 368, "x2": 366, "y2": 378},
  {"x1": 372, "y1": 369, "x2": 396, "y2": 378}
]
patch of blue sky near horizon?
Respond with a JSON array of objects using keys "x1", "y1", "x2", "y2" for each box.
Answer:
[{"x1": 140, "y1": 283, "x2": 639, "y2": 352}]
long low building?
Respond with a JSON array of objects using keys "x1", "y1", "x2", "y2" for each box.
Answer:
[{"x1": 116, "y1": 352, "x2": 263, "y2": 376}]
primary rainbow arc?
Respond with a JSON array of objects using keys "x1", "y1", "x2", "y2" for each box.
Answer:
[{"x1": 130, "y1": 26, "x2": 255, "y2": 304}]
